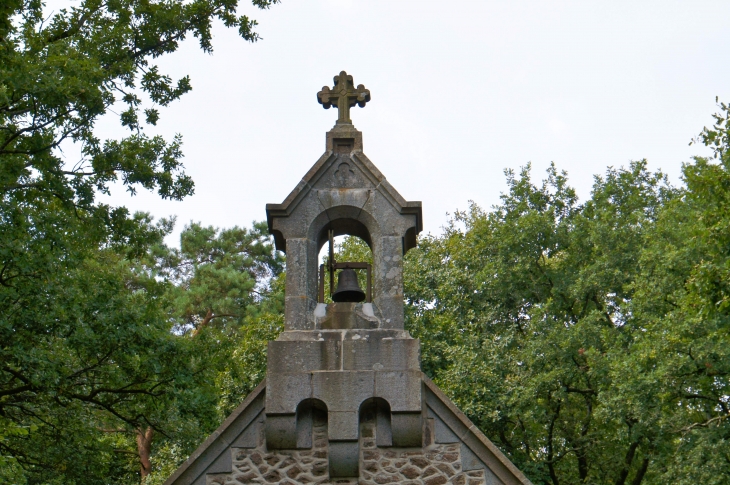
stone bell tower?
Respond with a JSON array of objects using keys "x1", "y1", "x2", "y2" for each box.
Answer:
[
  {"x1": 164, "y1": 72, "x2": 532, "y2": 485},
  {"x1": 264, "y1": 71, "x2": 423, "y2": 477}
]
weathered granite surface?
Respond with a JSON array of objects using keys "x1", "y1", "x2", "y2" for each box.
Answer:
[
  {"x1": 163, "y1": 377, "x2": 530, "y2": 485},
  {"x1": 206, "y1": 408, "x2": 488, "y2": 485}
]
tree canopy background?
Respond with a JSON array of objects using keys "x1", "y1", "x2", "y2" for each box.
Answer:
[
  {"x1": 399, "y1": 106, "x2": 730, "y2": 484},
  {"x1": 0, "y1": 0, "x2": 281, "y2": 482},
  {"x1": 1, "y1": 0, "x2": 729, "y2": 483}
]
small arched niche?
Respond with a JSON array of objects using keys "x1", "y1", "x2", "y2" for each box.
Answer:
[
  {"x1": 359, "y1": 397, "x2": 393, "y2": 447},
  {"x1": 295, "y1": 398, "x2": 328, "y2": 449}
]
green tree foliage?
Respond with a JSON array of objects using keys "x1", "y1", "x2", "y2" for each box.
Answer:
[
  {"x1": 160, "y1": 221, "x2": 283, "y2": 333},
  {"x1": 0, "y1": 209, "x2": 211, "y2": 484},
  {"x1": 628, "y1": 103, "x2": 730, "y2": 484},
  {"x1": 402, "y1": 146, "x2": 730, "y2": 483},
  {"x1": 158, "y1": 222, "x2": 284, "y2": 415},
  {"x1": 144, "y1": 221, "x2": 283, "y2": 485},
  {"x1": 0, "y1": 0, "x2": 279, "y2": 482},
  {"x1": 1, "y1": 0, "x2": 276, "y2": 213},
  {"x1": 3, "y1": 1, "x2": 730, "y2": 481},
  {"x1": 0, "y1": 211, "x2": 283, "y2": 484}
]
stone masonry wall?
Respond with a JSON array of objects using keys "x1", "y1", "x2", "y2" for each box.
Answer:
[{"x1": 207, "y1": 412, "x2": 487, "y2": 485}]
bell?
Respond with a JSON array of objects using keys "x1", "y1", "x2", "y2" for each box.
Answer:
[{"x1": 332, "y1": 268, "x2": 366, "y2": 302}]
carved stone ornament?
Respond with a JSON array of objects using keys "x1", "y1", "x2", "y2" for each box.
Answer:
[{"x1": 317, "y1": 71, "x2": 371, "y2": 125}]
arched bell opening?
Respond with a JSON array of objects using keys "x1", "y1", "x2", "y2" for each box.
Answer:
[
  {"x1": 295, "y1": 398, "x2": 328, "y2": 449},
  {"x1": 359, "y1": 397, "x2": 393, "y2": 447},
  {"x1": 297, "y1": 202, "x2": 413, "y2": 329},
  {"x1": 314, "y1": 216, "x2": 376, "y2": 304},
  {"x1": 309, "y1": 202, "x2": 379, "y2": 248},
  {"x1": 316, "y1": 218, "x2": 373, "y2": 251},
  {"x1": 317, "y1": 234, "x2": 373, "y2": 304}
]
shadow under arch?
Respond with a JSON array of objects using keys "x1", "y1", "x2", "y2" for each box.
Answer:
[
  {"x1": 309, "y1": 205, "x2": 380, "y2": 253},
  {"x1": 359, "y1": 397, "x2": 393, "y2": 447},
  {"x1": 296, "y1": 398, "x2": 328, "y2": 449},
  {"x1": 316, "y1": 218, "x2": 373, "y2": 252}
]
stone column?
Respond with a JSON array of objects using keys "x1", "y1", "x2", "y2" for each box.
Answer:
[
  {"x1": 372, "y1": 236, "x2": 404, "y2": 329},
  {"x1": 284, "y1": 238, "x2": 318, "y2": 331}
]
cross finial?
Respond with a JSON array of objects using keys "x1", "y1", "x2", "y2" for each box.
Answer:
[{"x1": 317, "y1": 71, "x2": 371, "y2": 125}]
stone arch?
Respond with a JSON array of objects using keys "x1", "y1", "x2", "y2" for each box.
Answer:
[
  {"x1": 308, "y1": 207, "x2": 380, "y2": 308},
  {"x1": 308, "y1": 204, "x2": 380, "y2": 252},
  {"x1": 295, "y1": 398, "x2": 328, "y2": 449},
  {"x1": 359, "y1": 397, "x2": 393, "y2": 447},
  {"x1": 315, "y1": 218, "x2": 373, "y2": 253},
  {"x1": 305, "y1": 202, "x2": 405, "y2": 329},
  {"x1": 404, "y1": 226, "x2": 418, "y2": 254}
]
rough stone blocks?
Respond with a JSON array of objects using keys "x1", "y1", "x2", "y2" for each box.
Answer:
[
  {"x1": 311, "y1": 371, "x2": 375, "y2": 412},
  {"x1": 343, "y1": 338, "x2": 420, "y2": 371},
  {"x1": 375, "y1": 370, "x2": 422, "y2": 412},
  {"x1": 207, "y1": 414, "x2": 488, "y2": 485},
  {"x1": 284, "y1": 296, "x2": 316, "y2": 331},
  {"x1": 265, "y1": 373, "x2": 312, "y2": 415},
  {"x1": 267, "y1": 340, "x2": 342, "y2": 374}
]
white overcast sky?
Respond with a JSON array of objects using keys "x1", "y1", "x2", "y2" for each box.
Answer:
[{"x1": 84, "y1": 0, "x2": 730, "y2": 242}]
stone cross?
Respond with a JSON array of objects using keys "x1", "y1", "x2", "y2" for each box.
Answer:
[{"x1": 317, "y1": 71, "x2": 371, "y2": 124}]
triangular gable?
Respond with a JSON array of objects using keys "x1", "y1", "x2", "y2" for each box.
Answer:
[
  {"x1": 266, "y1": 151, "x2": 421, "y2": 251},
  {"x1": 164, "y1": 377, "x2": 532, "y2": 485},
  {"x1": 164, "y1": 380, "x2": 266, "y2": 485},
  {"x1": 423, "y1": 376, "x2": 532, "y2": 485}
]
